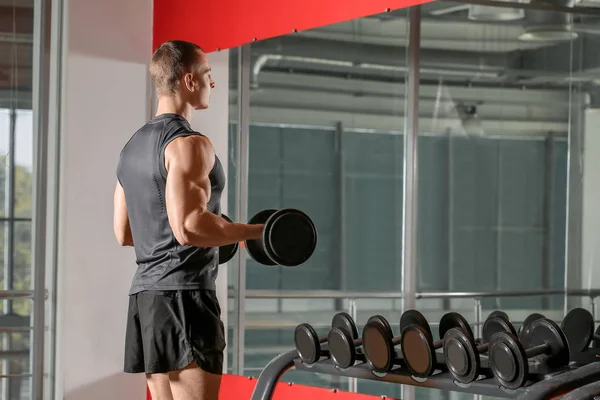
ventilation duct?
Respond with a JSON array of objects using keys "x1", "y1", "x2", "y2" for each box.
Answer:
[
  {"x1": 518, "y1": 4, "x2": 579, "y2": 42},
  {"x1": 467, "y1": 0, "x2": 580, "y2": 41},
  {"x1": 251, "y1": 54, "x2": 502, "y2": 87},
  {"x1": 468, "y1": 0, "x2": 526, "y2": 21}
]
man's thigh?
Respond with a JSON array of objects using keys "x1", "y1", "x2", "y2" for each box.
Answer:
[
  {"x1": 147, "y1": 373, "x2": 174, "y2": 400},
  {"x1": 168, "y1": 362, "x2": 222, "y2": 400}
]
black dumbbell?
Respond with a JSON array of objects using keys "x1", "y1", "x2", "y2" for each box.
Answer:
[
  {"x1": 443, "y1": 313, "x2": 517, "y2": 384},
  {"x1": 294, "y1": 312, "x2": 357, "y2": 364},
  {"x1": 400, "y1": 311, "x2": 473, "y2": 378},
  {"x1": 245, "y1": 209, "x2": 317, "y2": 267},
  {"x1": 561, "y1": 307, "x2": 599, "y2": 353},
  {"x1": 361, "y1": 315, "x2": 404, "y2": 373},
  {"x1": 218, "y1": 214, "x2": 239, "y2": 264},
  {"x1": 518, "y1": 312, "x2": 545, "y2": 344},
  {"x1": 488, "y1": 318, "x2": 570, "y2": 390},
  {"x1": 328, "y1": 314, "x2": 389, "y2": 369}
]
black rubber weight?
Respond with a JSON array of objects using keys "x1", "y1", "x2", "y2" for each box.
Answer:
[
  {"x1": 489, "y1": 331, "x2": 529, "y2": 390},
  {"x1": 440, "y1": 312, "x2": 473, "y2": 340},
  {"x1": 362, "y1": 321, "x2": 396, "y2": 373},
  {"x1": 527, "y1": 318, "x2": 570, "y2": 369},
  {"x1": 246, "y1": 209, "x2": 278, "y2": 266},
  {"x1": 443, "y1": 327, "x2": 480, "y2": 384},
  {"x1": 294, "y1": 323, "x2": 322, "y2": 364},
  {"x1": 519, "y1": 312, "x2": 545, "y2": 347},
  {"x1": 561, "y1": 307, "x2": 595, "y2": 353},
  {"x1": 400, "y1": 309, "x2": 432, "y2": 339},
  {"x1": 264, "y1": 209, "x2": 317, "y2": 266},
  {"x1": 368, "y1": 315, "x2": 394, "y2": 338},
  {"x1": 328, "y1": 327, "x2": 356, "y2": 369},
  {"x1": 218, "y1": 214, "x2": 239, "y2": 265},
  {"x1": 331, "y1": 312, "x2": 358, "y2": 340}
]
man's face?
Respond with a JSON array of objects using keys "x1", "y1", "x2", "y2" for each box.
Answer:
[{"x1": 183, "y1": 50, "x2": 214, "y2": 110}]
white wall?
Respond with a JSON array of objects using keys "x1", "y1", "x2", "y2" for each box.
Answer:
[
  {"x1": 54, "y1": 0, "x2": 152, "y2": 398},
  {"x1": 581, "y1": 109, "x2": 600, "y2": 295},
  {"x1": 188, "y1": 49, "x2": 230, "y2": 372}
]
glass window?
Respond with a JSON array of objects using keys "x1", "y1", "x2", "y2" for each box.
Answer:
[{"x1": 0, "y1": 0, "x2": 39, "y2": 398}]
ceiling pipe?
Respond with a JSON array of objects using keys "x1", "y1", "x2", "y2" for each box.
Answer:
[
  {"x1": 251, "y1": 54, "x2": 504, "y2": 88},
  {"x1": 250, "y1": 36, "x2": 513, "y2": 87}
]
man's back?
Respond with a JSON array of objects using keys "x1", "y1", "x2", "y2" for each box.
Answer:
[{"x1": 117, "y1": 113, "x2": 225, "y2": 295}]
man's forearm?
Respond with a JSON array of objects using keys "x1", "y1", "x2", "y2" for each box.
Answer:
[{"x1": 178, "y1": 211, "x2": 262, "y2": 247}]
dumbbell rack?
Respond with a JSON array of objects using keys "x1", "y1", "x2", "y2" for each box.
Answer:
[{"x1": 249, "y1": 349, "x2": 600, "y2": 400}]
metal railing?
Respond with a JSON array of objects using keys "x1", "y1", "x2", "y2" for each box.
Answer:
[{"x1": 230, "y1": 288, "x2": 600, "y2": 299}]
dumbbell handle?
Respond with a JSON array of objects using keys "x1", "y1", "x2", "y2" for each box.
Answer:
[
  {"x1": 525, "y1": 342, "x2": 550, "y2": 358},
  {"x1": 594, "y1": 333, "x2": 600, "y2": 342},
  {"x1": 433, "y1": 339, "x2": 443, "y2": 349},
  {"x1": 476, "y1": 343, "x2": 490, "y2": 353},
  {"x1": 392, "y1": 337, "x2": 402, "y2": 347}
]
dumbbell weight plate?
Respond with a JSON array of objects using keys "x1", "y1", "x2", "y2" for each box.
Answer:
[
  {"x1": 528, "y1": 318, "x2": 570, "y2": 369},
  {"x1": 443, "y1": 327, "x2": 480, "y2": 384},
  {"x1": 328, "y1": 327, "x2": 358, "y2": 369},
  {"x1": 218, "y1": 214, "x2": 239, "y2": 265},
  {"x1": 362, "y1": 321, "x2": 398, "y2": 373},
  {"x1": 246, "y1": 209, "x2": 278, "y2": 266},
  {"x1": 482, "y1": 315, "x2": 517, "y2": 343},
  {"x1": 488, "y1": 332, "x2": 529, "y2": 390},
  {"x1": 263, "y1": 209, "x2": 318, "y2": 267},
  {"x1": 489, "y1": 310, "x2": 510, "y2": 323},
  {"x1": 440, "y1": 312, "x2": 474, "y2": 340},
  {"x1": 400, "y1": 309, "x2": 433, "y2": 340},
  {"x1": 328, "y1": 312, "x2": 361, "y2": 369},
  {"x1": 400, "y1": 324, "x2": 436, "y2": 378},
  {"x1": 332, "y1": 312, "x2": 359, "y2": 340},
  {"x1": 561, "y1": 307, "x2": 594, "y2": 353},
  {"x1": 367, "y1": 315, "x2": 393, "y2": 338},
  {"x1": 518, "y1": 313, "x2": 545, "y2": 345},
  {"x1": 294, "y1": 323, "x2": 322, "y2": 364}
]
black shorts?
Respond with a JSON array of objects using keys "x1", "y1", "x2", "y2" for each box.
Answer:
[{"x1": 124, "y1": 289, "x2": 225, "y2": 375}]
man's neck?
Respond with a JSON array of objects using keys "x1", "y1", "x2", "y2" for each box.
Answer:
[{"x1": 155, "y1": 97, "x2": 193, "y2": 122}]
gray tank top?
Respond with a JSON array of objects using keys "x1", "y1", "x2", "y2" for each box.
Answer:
[{"x1": 117, "y1": 113, "x2": 225, "y2": 295}]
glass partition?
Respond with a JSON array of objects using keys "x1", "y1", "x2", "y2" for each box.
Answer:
[
  {"x1": 230, "y1": 9, "x2": 411, "y2": 395},
  {"x1": 228, "y1": 1, "x2": 600, "y2": 400},
  {"x1": 415, "y1": 2, "x2": 590, "y2": 324}
]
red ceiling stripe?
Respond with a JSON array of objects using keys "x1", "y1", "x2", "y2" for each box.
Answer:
[{"x1": 152, "y1": 0, "x2": 433, "y2": 52}]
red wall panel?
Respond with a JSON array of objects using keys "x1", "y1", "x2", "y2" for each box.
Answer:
[
  {"x1": 148, "y1": 374, "x2": 399, "y2": 399},
  {"x1": 152, "y1": 0, "x2": 432, "y2": 52}
]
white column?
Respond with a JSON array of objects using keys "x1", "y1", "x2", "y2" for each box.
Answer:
[
  {"x1": 188, "y1": 49, "x2": 230, "y2": 372},
  {"x1": 54, "y1": 0, "x2": 152, "y2": 398}
]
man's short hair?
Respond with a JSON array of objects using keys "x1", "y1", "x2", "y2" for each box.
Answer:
[{"x1": 150, "y1": 40, "x2": 204, "y2": 96}]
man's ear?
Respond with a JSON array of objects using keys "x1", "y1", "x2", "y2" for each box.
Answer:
[{"x1": 183, "y1": 73, "x2": 195, "y2": 92}]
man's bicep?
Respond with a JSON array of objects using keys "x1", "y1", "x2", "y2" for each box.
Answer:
[{"x1": 164, "y1": 137, "x2": 213, "y2": 232}]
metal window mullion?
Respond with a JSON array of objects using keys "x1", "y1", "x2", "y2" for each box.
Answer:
[
  {"x1": 5, "y1": 108, "x2": 16, "y2": 301},
  {"x1": 31, "y1": 0, "x2": 51, "y2": 396},
  {"x1": 46, "y1": 0, "x2": 66, "y2": 397},
  {"x1": 1, "y1": 105, "x2": 16, "y2": 400},
  {"x1": 402, "y1": 4, "x2": 421, "y2": 316},
  {"x1": 234, "y1": 43, "x2": 251, "y2": 375},
  {"x1": 402, "y1": 7, "x2": 420, "y2": 400}
]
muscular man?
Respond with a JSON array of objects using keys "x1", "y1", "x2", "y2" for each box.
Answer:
[{"x1": 113, "y1": 40, "x2": 263, "y2": 400}]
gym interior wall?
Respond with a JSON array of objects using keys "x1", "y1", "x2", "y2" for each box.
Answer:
[{"x1": 226, "y1": 2, "x2": 600, "y2": 400}]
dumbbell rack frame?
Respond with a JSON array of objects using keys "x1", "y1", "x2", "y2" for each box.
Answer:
[{"x1": 249, "y1": 349, "x2": 600, "y2": 400}]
